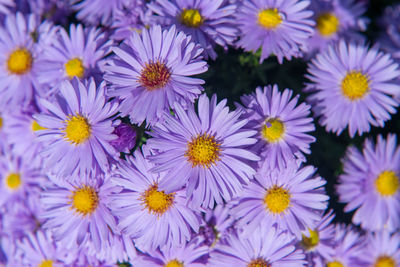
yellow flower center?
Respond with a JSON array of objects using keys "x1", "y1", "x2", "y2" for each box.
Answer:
[
  {"x1": 32, "y1": 120, "x2": 46, "y2": 131},
  {"x1": 65, "y1": 58, "x2": 85, "y2": 79},
  {"x1": 248, "y1": 258, "x2": 270, "y2": 267},
  {"x1": 301, "y1": 229, "x2": 320, "y2": 250},
  {"x1": 326, "y1": 261, "x2": 344, "y2": 267},
  {"x1": 264, "y1": 185, "x2": 291, "y2": 214},
  {"x1": 0, "y1": 117, "x2": 3, "y2": 129},
  {"x1": 70, "y1": 185, "x2": 99, "y2": 216},
  {"x1": 257, "y1": 8, "x2": 282, "y2": 29},
  {"x1": 7, "y1": 48, "x2": 33, "y2": 75},
  {"x1": 6, "y1": 173, "x2": 22, "y2": 190},
  {"x1": 375, "y1": 171, "x2": 399, "y2": 197},
  {"x1": 261, "y1": 119, "x2": 285, "y2": 143},
  {"x1": 63, "y1": 115, "x2": 91, "y2": 145},
  {"x1": 141, "y1": 185, "x2": 175, "y2": 215},
  {"x1": 316, "y1": 13, "x2": 340, "y2": 36},
  {"x1": 38, "y1": 259, "x2": 53, "y2": 267},
  {"x1": 341, "y1": 71, "x2": 370, "y2": 101},
  {"x1": 164, "y1": 259, "x2": 184, "y2": 267},
  {"x1": 139, "y1": 61, "x2": 171, "y2": 91},
  {"x1": 374, "y1": 256, "x2": 396, "y2": 267},
  {"x1": 180, "y1": 8, "x2": 203, "y2": 28},
  {"x1": 185, "y1": 133, "x2": 221, "y2": 168}
]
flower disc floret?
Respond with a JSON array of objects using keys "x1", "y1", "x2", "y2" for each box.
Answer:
[
  {"x1": 248, "y1": 258, "x2": 270, "y2": 267},
  {"x1": 141, "y1": 184, "x2": 175, "y2": 215},
  {"x1": 63, "y1": 115, "x2": 91, "y2": 145},
  {"x1": 327, "y1": 261, "x2": 344, "y2": 267},
  {"x1": 375, "y1": 171, "x2": 399, "y2": 197},
  {"x1": 6, "y1": 173, "x2": 22, "y2": 190},
  {"x1": 180, "y1": 8, "x2": 203, "y2": 28},
  {"x1": 374, "y1": 256, "x2": 396, "y2": 267},
  {"x1": 39, "y1": 260, "x2": 53, "y2": 267},
  {"x1": 165, "y1": 259, "x2": 184, "y2": 267},
  {"x1": 70, "y1": 185, "x2": 99, "y2": 215},
  {"x1": 301, "y1": 229, "x2": 320, "y2": 250},
  {"x1": 264, "y1": 185, "x2": 291, "y2": 214},
  {"x1": 258, "y1": 8, "x2": 282, "y2": 29},
  {"x1": 32, "y1": 120, "x2": 46, "y2": 131},
  {"x1": 7, "y1": 48, "x2": 33, "y2": 75},
  {"x1": 261, "y1": 119, "x2": 285, "y2": 143},
  {"x1": 316, "y1": 13, "x2": 340, "y2": 36},
  {"x1": 65, "y1": 58, "x2": 85, "y2": 79},
  {"x1": 185, "y1": 133, "x2": 221, "y2": 168},
  {"x1": 139, "y1": 61, "x2": 171, "y2": 91},
  {"x1": 341, "y1": 71, "x2": 370, "y2": 100}
]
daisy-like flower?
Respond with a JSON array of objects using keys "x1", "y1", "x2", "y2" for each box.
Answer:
[
  {"x1": 148, "y1": 0, "x2": 238, "y2": 60},
  {"x1": 324, "y1": 224, "x2": 366, "y2": 267},
  {"x1": 337, "y1": 134, "x2": 400, "y2": 232},
  {"x1": 34, "y1": 78, "x2": 119, "y2": 178},
  {"x1": 362, "y1": 230, "x2": 400, "y2": 267},
  {"x1": 237, "y1": 85, "x2": 315, "y2": 170},
  {"x1": 40, "y1": 174, "x2": 119, "y2": 252},
  {"x1": 36, "y1": 24, "x2": 112, "y2": 94},
  {"x1": 148, "y1": 94, "x2": 259, "y2": 209},
  {"x1": 131, "y1": 238, "x2": 208, "y2": 266},
  {"x1": 109, "y1": 121, "x2": 137, "y2": 153},
  {"x1": 104, "y1": 25, "x2": 207, "y2": 125},
  {"x1": 209, "y1": 225, "x2": 306, "y2": 267},
  {"x1": 16, "y1": 230, "x2": 76, "y2": 266},
  {"x1": 306, "y1": 0, "x2": 367, "y2": 55},
  {"x1": 236, "y1": 0, "x2": 314, "y2": 63},
  {"x1": 305, "y1": 41, "x2": 400, "y2": 137},
  {"x1": 231, "y1": 162, "x2": 329, "y2": 238},
  {"x1": 299, "y1": 210, "x2": 335, "y2": 267},
  {"x1": 108, "y1": 147, "x2": 201, "y2": 251},
  {"x1": 379, "y1": 4, "x2": 400, "y2": 62}
]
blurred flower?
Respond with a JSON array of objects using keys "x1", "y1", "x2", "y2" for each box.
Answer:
[
  {"x1": 236, "y1": 0, "x2": 314, "y2": 63},
  {"x1": 0, "y1": 0, "x2": 13, "y2": 14},
  {"x1": 34, "y1": 78, "x2": 119, "y2": 178},
  {"x1": 148, "y1": 0, "x2": 238, "y2": 60},
  {"x1": 379, "y1": 4, "x2": 400, "y2": 63},
  {"x1": 108, "y1": 147, "x2": 201, "y2": 251},
  {"x1": 361, "y1": 230, "x2": 400, "y2": 267},
  {"x1": 231, "y1": 162, "x2": 329, "y2": 238},
  {"x1": 237, "y1": 85, "x2": 315, "y2": 170},
  {"x1": 209, "y1": 225, "x2": 306, "y2": 266},
  {"x1": 109, "y1": 121, "x2": 136, "y2": 153},
  {"x1": 148, "y1": 94, "x2": 259, "y2": 209},
  {"x1": 337, "y1": 134, "x2": 400, "y2": 232},
  {"x1": 305, "y1": 41, "x2": 400, "y2": 137},
  {"x1": 104, "y1": 25, "x2": 207, "y2": 125}
]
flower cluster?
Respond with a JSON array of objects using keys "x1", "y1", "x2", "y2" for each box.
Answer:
[{"x1": 0, "y1": 1, "x2": 399, "y2": 267}]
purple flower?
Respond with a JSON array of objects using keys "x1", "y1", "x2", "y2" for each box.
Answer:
[
  {"x1": 305, "y1": 40, "x2": 400, "y2": 137},
  {"x1": 147, "y1": 94, "x2": 259, "y2": 209},
  {"x1": 108, "y1": 147, "x2": 201, "y2": 251},
  {"x1": 109, "y1": 121, "x2": 136, "y2": 153},
  {"x1": 0, "y1": 0, "x2": 13, "y2": 14},
  {"x1": 337, "y1": 134, "x2": 400, "y2": 232},
  {"x1": 148, "y1": 0, "x2": 239, "y2": 60},
  {"x1": 237, "y1": 85, "x2": 315, "y2": 170},
  {"x1": 379, "y1": 4, "x2": 400, "y2": 63},
  {"x1": 34, "y1": 78, "x2": 119, "y2": 178},
  {"x1": 104, "y1": 25, "x2": 207, "y2": 126},
  {"x1": 231, "y1": 162, "x2": 329, "y2": 239},
  {"x1": 209, "y1": 226, "x2": 306, "y2": 267},
  {"x1": 36, "y1": 24, "x2": 112, "y2": 95},
  {"x1": 236, "y1": 0, "x2": 314, "y2": 63},
  {"x1": 40, "y1": 174, "x2": 119, "y2": 252},
  {"x1": 361, "y1": 230, "x2": 400, "y2": 267}
]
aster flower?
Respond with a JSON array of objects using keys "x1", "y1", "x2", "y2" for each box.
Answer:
[
  {"x1": 237, "y1": 85, "x2": 315, "y2": 170},
  {"x1": 104, "y1": 25, "x2": 207, "y2": 125},
  {"x1": 299, "y1": 210, "x2": 335, "y2": 267},
  {"x1": 209, "y1": 225, "x2": 306, "y2": 267},
  {"x1": 148, "y1": 0, "x2": 238, "y2": 60},
  {"x1": 131, "y1": 238, "x2": 208, "y2": 266},
  {"x1": 236, "y1": 0, "x2": 314, "y2": 63},
  {"x1": 306, "y1": 0, "x2": 368, "y2": 55},
  {"x1": 108, "y1": 147, "x2": 201, "y2": 251},
  {"x1": 305, "y1": 40, "x2": 400, "y2": 137},
  {"x1": 34, "y1": 78, "x2": 119, "y2": 178},
  {"x1": 109, "y1": 121, "x2": 137, "y2": 153},
  {"x1": 16, "y1": 230, "x2": 76, "y2": 266},
  {"x1": 323, "y1": 224, "x2": 366, "y2": 267},
  {"x1": 147, "y1": 93, "x2": 259, "y2": 209},
  {"x1": 36, "y1": 24, "x2": 112, "y2": 93},
  {"x1": 379, "y1": 4, "x2": 400, "y2": 62},
  {"x1": 361, "y1": 230, "x2": 400, "y2": 267},
  {"x1": 40, "y1": 173, "x2": 119, "y2": 252},
  {"x1": 337, "y1": 134, "x2": 400, "y2": 232},
  {"x1": 231, "y1": 162, "x2": 329, "y2": 238}
]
